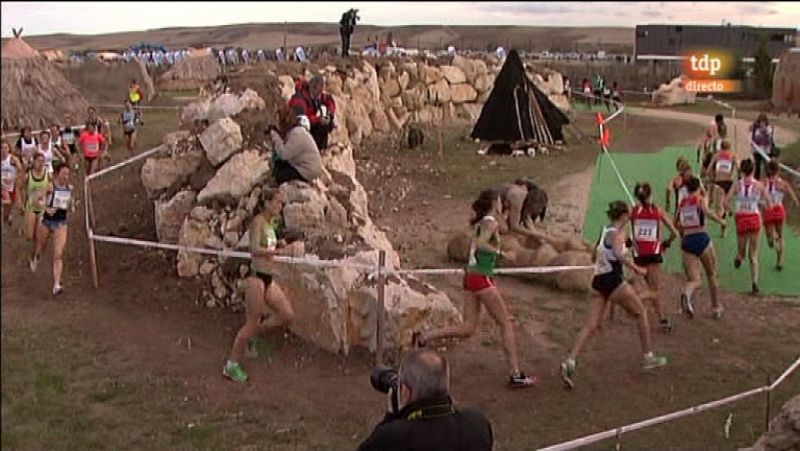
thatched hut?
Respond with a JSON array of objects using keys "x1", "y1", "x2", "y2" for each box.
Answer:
[
  {"x1": 158, "y1": 54, "x2": 221, "y2": 91},
  {"x1": 1, "y1": 32, "x2": 90, "y2": 132}
]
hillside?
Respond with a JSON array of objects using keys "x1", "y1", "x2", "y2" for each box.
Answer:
[{"x1": 6, "y1": 23, "x2": 633, "y2": 53}]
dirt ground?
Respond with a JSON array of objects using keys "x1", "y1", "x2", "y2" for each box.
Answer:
[{"x1": 2, "y1": 101, "x2": 799, "y2": 450}]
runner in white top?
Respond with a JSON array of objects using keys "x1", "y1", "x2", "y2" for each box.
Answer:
[
  {"x1": 1, "y1": 140, "x2": 24, "y2": 227},
  {"x1": 763, "y1": 160, "x2": 800, "y2": 271},
  {"x1": 16, "y1": 126, "x2": 38, "y2": 169},
  {"x1": 729, "y1": 158, "x2": 771, "y2": 295}
]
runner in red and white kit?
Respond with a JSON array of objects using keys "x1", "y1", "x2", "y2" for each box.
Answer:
[
  {"x1": 730, "y1": 158, "x2": 771, "y2": 295},
  {"x1": 78, "y1": 122, "x2": 107, "y2": 176},
  {"x1": 763, "y1": 160, "x2": 799, "y2": 271},
  {"x1": 706, "y1": 140, "x2": 739, "y2": 237},
  {"x1": 1, "y1": 140, "x2": 24, "y2": 227},
  {"x1": 630, "y1": 182, "x2": 680, "y2": 332}
]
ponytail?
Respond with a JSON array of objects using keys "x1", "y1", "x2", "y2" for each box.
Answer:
[{"x1": 634, "y1": 182, "x2": 652, "y2": 206}]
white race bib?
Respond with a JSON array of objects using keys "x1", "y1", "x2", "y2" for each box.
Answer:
[
  {"x1": 736, "y1": 197, "x2": 758, "y2": 214},
  {"x1": 715, "y1": 159, "x2": 733, "y2": 173},
  {"x1": 679, "y1": 207, "x2": 701, "y2": 228},
  {"x1": 770, "y1": 191, "x2": 784, "y2": 205},
  {"x1": 633, "y1": 219, "x2": 658, "y2": 242},
  {"x1": 51, "y1": 189, "x2": 71, "y2": 210},
  {"x1": 677, "y1": 186, "x2": 689, "y2": 204}
]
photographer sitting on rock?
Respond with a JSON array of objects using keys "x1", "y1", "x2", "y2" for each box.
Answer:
[
  {"x1": 269, "y1": 104, "x2": 322, "y2": 186},
  {"x1": 358, "y1": 349, "x2": 493, "y2": 451},
  {"x1": 289, "y1": 74, "x2": 336, "y2": 151}
]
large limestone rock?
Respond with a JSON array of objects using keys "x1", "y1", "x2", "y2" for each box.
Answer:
[
  {"x1": 176, "y1": 217, "x2": 214, "y2": 278},
  {"x1": 548, "y1": 251, "x2": 592, "y2": 292},
  {"x1": 278, "y1": 75, "x2": 296, "y2": 101},
  {"x1": 427, "y1": 79, "x2": 451, "y2": 103},
  {"x1": 397, "y1": 71, "x2": 410, "y2": 92},
  {"x1": 747, "y1": 395, "x2": 800, "y2": 451},
  {"x1": 155, "y1": 190, "x2": 196, "y2": 243},
  {"x1": 473, "y1": 74, "x2": 494, "y2": 93},
  {"x1": 440, "y1": 65, "x2": 467, "y2": 84},
  {"x1": 197, "y1": 150, "x2": 270, "y2": 204},
  {"x1": 452, "y1": 55, "x2": 478, "y2": 83},
  {"x1": 450, "y1": 83, "x2": 478, "y2": 104},
  {"x1": 651, "y1": 75, "x2": 697, "y2": 106},
  {"x1": 140, "y1": 148, "x2": 205, "y2": 199},
  {"x1": 456, "y1": 103, "x2": 483, "y2": 122},
  {"x1": 199, "y1": 118, "x2": 243, "y2": 166},
  {"x1": 772, "y1": 50, "x2": 800, "y2": 113},
  {"x1": 422, "y1": 65, "x2": 444, "y2": 84},
  {"x1": 402, "y1": 84, "x2": 426, "y2": 112},
  {"x1": 382, "y1": 78, "x2": 402, "y2": 98}
]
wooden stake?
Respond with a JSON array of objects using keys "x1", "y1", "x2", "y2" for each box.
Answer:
[
  {"x1": 438, "y1": 125, "x2": 444, "y2": 160},
  {"x1": 86, "y1": 179, "x2": 100, "y2": 288},
  {"x1": 375, "y1": 250, "x2": 387, "y2": 366}
]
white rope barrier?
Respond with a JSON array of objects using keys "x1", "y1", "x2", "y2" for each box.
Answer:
[
  {"x1": 87, "y1": 144, "x2": 166, "y2": 181},
  {"x1": 538, "y1": 355, "x2": 800, "y2": 451},
  {"x1": 97, "y1": 104, "x2": 182, "y2": 111},
  {"x1": 750, "y1": 140, "x2": 800, "y2": 179},
  {"x1": 2, "y1": 125, "x2": 86, "y2": 140},
  {"x1": 392, "y1": 265, "x2": 593, "y2": 276}
]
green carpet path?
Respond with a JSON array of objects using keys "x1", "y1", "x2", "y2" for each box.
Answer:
[{"x1": 583, "y1": 145, "x2": 800, "y2": 297}]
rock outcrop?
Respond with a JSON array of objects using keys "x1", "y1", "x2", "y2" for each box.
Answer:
[
  {"x1": 745, "y1": 395, "x2": 800, "y2": 451},
  {"x1": 772, "y1": 50, "x2": 800, "y2": 114},
  {"x1": 651, "y1": 75, "x2": 697, "y2": 106}
]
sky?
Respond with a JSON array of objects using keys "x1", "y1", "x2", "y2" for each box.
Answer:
[{"x1": 2, "y1": 1, "x2": 799, "y2": 37}]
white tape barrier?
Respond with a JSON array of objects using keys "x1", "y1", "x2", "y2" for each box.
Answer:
[
  {"x1": 87, "y1": 144, "x2": 166, "y2": 181},
  {"x1": 750, "y1": 140, "x2": 800, "y2": 179},
  {"x1": 594, "y1": 103, "x2": 635, "y2": 204},
  {"x1": 97, "y1": 104, "x2": 182, "y2": 111},
  {"x1": 393, "y1": 265, "x2": 593, "y2": 276},
  {"x1": 538, "y1": 355, "x2": 800, "y2": 451}
]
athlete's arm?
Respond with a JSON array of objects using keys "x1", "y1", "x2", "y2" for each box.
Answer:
[
  {"x1": 17, "y1": 172, "x2": 27, "y2": 212},
  {"x1": 612, "y1": 229, "x2": 646, "y2": 276},
  {"x1": 658, "y1": 206, "x2": 680, "y2": 241},
  {"x1": 759, "y1": 183, "x2": 773, "y2": 210},
  {"x1": 665, "y1": 179, "x2": 673, "y2": 209},
  {"x1": 701, "y1": 195, "x2": 724, "y2": 225},
  {"x1": 781, "y1": 179, "x2": 800, "y2": 207}
]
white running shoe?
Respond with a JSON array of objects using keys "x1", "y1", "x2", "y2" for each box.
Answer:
[
  {"x1": 53, "y1": 284, "x2": 64, "y2": 296},
  {"x1": 29, "y1": 257, "x2": 39, "y2": 273}
]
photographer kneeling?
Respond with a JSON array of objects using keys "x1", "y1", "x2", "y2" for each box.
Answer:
[{"x1": 358, "y1": 349, "x2": 493, "y2": 451}]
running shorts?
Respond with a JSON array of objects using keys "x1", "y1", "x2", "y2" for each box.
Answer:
[
  {"x1": 714, "y1": 180, "x2": 733, "y2": 195},
  {"x1": 633, "y1": 254, "x2": 663, "y2": 266},
  {"x1": 1, "y1": 188, "x2": 16, "y2": 204},
  {"x1": 463, "y1": 272, "x2": 495, "y2": 293},
  {"x1": 702, "y1": 153, "x2": 714, "y2": 172},
  {"x1": 735, "y1": 213, "x2": 761, "y2": 235},
  {"x1": 591, "y1": 272, "x2": 624, "y2": 299},
  {"x1": 681, "y1": 232, "x2": 711, "y2": 257},
  {"x1": 763, "y1": 205, "x2": 786, "y2": 227},
  {"x1": 252, "y1": 270, "x2": 273, "y2": 288},
  {"x1": 42, "y1": 217, "x2": 67, "y2": 230}
]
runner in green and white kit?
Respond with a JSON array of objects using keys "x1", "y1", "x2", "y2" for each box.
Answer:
[
  {"x1": 224, "y1": 188, "x2": 304, "y2": 382},
  {"x1": 20, "y1": 153, "x2": 51, "y2": 270},
  {"x1": 414, "y1": 188, "x2": 537, "y2": 389}
]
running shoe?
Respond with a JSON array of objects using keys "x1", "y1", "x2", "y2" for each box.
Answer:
[
  {"x1": 508, "y1": 372, "x2": 537, "y2": 389},
  {"x1": 642, "y1": 352, "x2": 668, "y2": 371},
  {"x1": 660, "y1": 318, "x2": 674, "y2": 333},
  {"x1": 223, "y1": 361, "x2": 248, "y2": 382},
  {"x1": 712, "y1": 307, "x2": 724, "y2": 320},
  {"x1": 776, "y1": 264, "x2": 783, "y2": 272},
  {"x1": 53, "y1": 284, "x2": 64, "y2": 296},
  {"x1": 751, "y1": 283, "x2": 760, "y2": 296},
  {"x1": 560, "y1": 358, "x2": 577, "y2": 390},
  {"x1": 680, "y1": 294, "x2": 694, "y2": 319},
  {"x1": 734, "y1": 258, "x2": 742, "y2": 269},
  {"x1": 29, "y1": 256, "x2": 39, "y2": 273}
]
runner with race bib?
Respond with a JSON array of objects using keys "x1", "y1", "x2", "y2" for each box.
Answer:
[
  {"x1": 731, "y1": 159, "x2": 771, "y2": 295},
  {"x1": 763, "y1": 160, "x2": 800, "y2": 271}
]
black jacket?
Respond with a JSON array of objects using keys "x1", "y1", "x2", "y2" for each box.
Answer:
[{"x1": 357, "y1": 394, "x2": 493, "y2": 451}]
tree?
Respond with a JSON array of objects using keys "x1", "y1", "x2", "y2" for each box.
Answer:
[
  {"x1": 753, "y1": 35, "x2": 774, "y2": 97},
  {"x1": 728, "y1": 50, "x2": 746, "y2": 80}
]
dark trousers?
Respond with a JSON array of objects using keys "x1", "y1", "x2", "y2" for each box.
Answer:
[
  {"x1": 310, "y1": 124, "x2": 330, "y2": 151},
  {"x1": 274, "y1": 159, "x2": 307, "y2": 186},
  {"x1": 753, "y1": 150, "x2": 767, "y2": 180},
  {"x1": 340, "y1": 29, "x2": 351, "y2": 57}
]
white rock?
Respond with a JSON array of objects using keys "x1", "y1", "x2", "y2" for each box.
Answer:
[
  {"x1": 440, "y1": 65, "x2": 467, "y2": 84},
  {"x1": 176, "y1": 218, "x2": 213, "y2": 278},
  {"x1": 197, "y1": 150, "x2": 270, "y2": 204},
  {"x1": 450, "y1": 83, "x2": 478, "y2": 104},
  {"x1": 199, "y1": 118, "x2": 243, "y2": 167},
  {"x1": 140, "y1": 148, "x2": 205, "y2": 199},
  {"x1": 155, "y1": 190, "x2": 197, "y2": 243}
]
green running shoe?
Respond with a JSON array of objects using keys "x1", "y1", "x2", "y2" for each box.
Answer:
[
  {"x1": 560, "y1": 357, "x2": 576, "y2": 390},
  {"x1": 642, "y1": 352, "x2": 668, "y2": 371},
  {"x1": 223, "y1": 361, "x2": 248, "y2": 382}
]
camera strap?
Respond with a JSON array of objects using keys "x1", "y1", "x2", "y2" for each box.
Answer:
[{"x1": 406, "y1": 403, "x2": 455, "y2": 421}]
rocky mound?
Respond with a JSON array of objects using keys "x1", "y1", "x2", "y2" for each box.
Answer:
[
  {"x1": 159, "y1": 54, "x2": 221, "y2": 91},
  {"x1": 143, "y1": 88, "x2": 460, "y2": 355},
  {"x1": 744, "y1": 394, "x2": 800, "y2": 451},
  {"x1": 651, "y1": 75, "x2": 696, "y2": 106},
  {"x1": 772, "y1": 50, "x2": 800, "y2": 113}
]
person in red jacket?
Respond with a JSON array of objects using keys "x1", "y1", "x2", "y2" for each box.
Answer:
[{"x1": 288, "y1": 75, "x2": 336, "y2": 151}]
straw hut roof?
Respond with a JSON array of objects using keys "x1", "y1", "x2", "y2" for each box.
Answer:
[{"x1": 1, "y1": 30, "x2": 91, "y2": 132}]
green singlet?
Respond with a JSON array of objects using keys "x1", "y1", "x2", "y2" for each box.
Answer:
[
  {"x1": 467, "y1": 216, "x2": 499, "y2": 276},
  {"x1": 26, "y1": 169, "x2": 50, "y2": 213},
  {"x1": 251, "y1": 216, "x2": 282, "y2": 274}
]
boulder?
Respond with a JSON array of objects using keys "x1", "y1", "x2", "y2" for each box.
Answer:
[
  {"x1": 473, "y1": 59, "x2": 489, "y2": 77},
  {"x1": 361, "y1": 61, "x2": 381, "y2": 108},
  {"x1": 140, "y1": 148, "x2": 205, "y2": 199},
  {"x1": 447, "y1": 231, "x2": 471, "y2": 262},
  {"x1": 473, "y1": 74, "x2": 494, "y2": 93},
  {"x1": 456, "y1": 103, "x2": 483, "y2": 122},
  {"x1": 180, "y1": 100, "x2": 210, "y2": 125},
  {"x1": 421, "y1": 65, "x2": 444, "y2": 84},
  {"x1": 440, "y1": 65, "x2": 467, "y2": 84},
  {"x1": 199, "y1": 118, "x2": 243, "y2": 166},
  {"x1": 651, "y1": 75, "x2": 697, "y2": 106},
  {"x1": 416, "y1": 106, "x2": 444, "y2": 124},
  {"x1": 238, "y1": 88, "x2": 266, "y2": 111},
  {"x1": 427, "y1": 79, "x2": 451, "y2": 103},
  {"x1": 450, "y1": 83, "x2": 478, "y2": 104},
  {"x1": 163, "y1": 130, "x2": 192, "y2": 155},
  {"x1": 327, "y1": 74, "x2": 343, "y2": 96},
  {"x1": 402, "y1": 84, "x2": 426, "y2": 112},
  {"x1": 387, "y1": 107, "x2": 411, "y2": 130},
  {"x1": 197, "y1": 150, "x2": 270, "y2": 204},
  {"x1": 176, "y1": 218, "x2": 214, "y2": 278},
  {"x1": 382, "y1": 78, "x2": 402, "y2": 98},
  {"x1": 370, "y1": 108, "x2": 391, "y2": 133},
  {"x1": 477, "y1": 89, "x2": 491, "y2": 103},
  {"x1": 748, "y1": 395, "x2": 800, "y2": 451},
  {"x1": 278, "y1": 75, "x2": 295, "y2": 101},
  {"x1": 397, "y1": 71, "x2": 410, "y2": 92},
  {"x1": 155, "y1": 190, "x2": 197, "y2": 243},
  {"x1": 549, "y1": 94, "x2": 571, "y2": 113},
  {"x1": 345, "y1": 101, "x2": 373, "y2": 146},
  {"x1": 771, "y1": 50, "x2": 800, "y2": 112},
  {"x1": 548, "y1": 251, "x2": 592, "y2": 292},
  {"x1": 452, "y1": 55, "x2": 478, "y2": 83}
]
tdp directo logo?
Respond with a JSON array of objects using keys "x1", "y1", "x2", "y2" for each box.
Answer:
[{"x1": 682, "y1": 50, "x2": 742, "y2": 93}]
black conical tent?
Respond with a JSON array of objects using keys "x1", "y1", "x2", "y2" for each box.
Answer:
[{"x1": 471, "y1": 50, "x2": 569, "y2": 144}]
